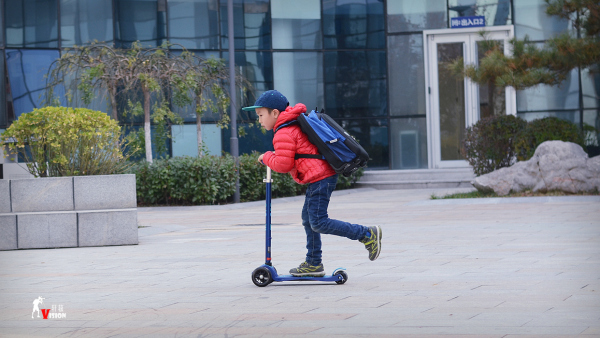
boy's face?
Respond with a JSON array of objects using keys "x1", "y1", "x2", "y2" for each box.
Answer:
[{"x1": 256, "y1": 107, "x2": 279, "y2": 131}]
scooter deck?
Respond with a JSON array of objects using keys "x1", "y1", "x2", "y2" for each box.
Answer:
[{"x1": 264, "y1": 265, "x2": 347, "y2": 283}]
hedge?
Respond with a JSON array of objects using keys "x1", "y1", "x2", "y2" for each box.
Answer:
[
  {"x1": 462, "y1": 115, "x2": 588, "y2": 176},
  {"x1": 514, "y1": 116, "x2": 586, "y2": 161},
  {"x1": 130, "y1": 152, "x2": 364, "y2": 206}
]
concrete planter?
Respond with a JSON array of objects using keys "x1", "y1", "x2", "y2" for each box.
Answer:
[{"x1": 0, "y1": 174, "x2": 138, "y2": 250}]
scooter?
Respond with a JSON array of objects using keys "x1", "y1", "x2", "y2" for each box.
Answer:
[{"x1": 251, "y1": 166, "x2": 348, "y2": 287}]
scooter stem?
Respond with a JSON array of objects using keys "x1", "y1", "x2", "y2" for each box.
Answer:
[{"x1": 264, "y1": 167, "x2": 272, "y2": 265}]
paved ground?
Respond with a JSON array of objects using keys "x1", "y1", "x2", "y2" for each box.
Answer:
[{"x1": 1, "y1": 187, "x2": 599, "y2": 337}]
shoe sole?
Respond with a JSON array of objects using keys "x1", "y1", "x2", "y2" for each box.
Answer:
[
  {"x1": 290, "y1": 272, "x2": 326, "y2": 277},
  {"x1": 371, "y1": 226, "x2": 382, "y2": 261}
]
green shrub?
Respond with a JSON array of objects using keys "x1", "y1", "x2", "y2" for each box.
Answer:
[
  {"x1": 131, "y1": 156, "x2": 235, "y2": 205},
  {"x1": 131, "y1": 152, "x2": 365, "y2": 206},
  {"x1": 336, "y1": 168, "x2": 364, "y2": 190},
  {"x1": 0, "y1": 107, "x2": 134, "y2": 177},
  {"x1": 462, "y1": 114, "x2": 527, "y2": 176},
  {"x1": 514, "y1": 117, "x2": 586, "y2": 161}
]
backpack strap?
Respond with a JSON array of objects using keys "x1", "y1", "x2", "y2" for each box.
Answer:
[
  {"x1": 273, "y1": 120, "x2": 326, "y2": 161},
  {"x1": 295, "y1": 154, "x2": 325, "y2": 160},
  {"x1": 274, "y1": 120, "x2": 298, "y2": 134}
]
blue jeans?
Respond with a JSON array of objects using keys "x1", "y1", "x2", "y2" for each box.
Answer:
[{"x1": 302, "y1": 174, "x2": 369, "y2": 266}]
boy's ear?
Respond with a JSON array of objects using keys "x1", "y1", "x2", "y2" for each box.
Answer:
[{"x1": 272, "y1": 109, "x2": 280, "y2": 117}]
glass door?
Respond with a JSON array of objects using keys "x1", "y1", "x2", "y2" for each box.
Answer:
[{"x1": 424, "y1": 26, "x2": 516, "y2": 169}]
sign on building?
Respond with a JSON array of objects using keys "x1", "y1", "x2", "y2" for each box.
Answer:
[{"x1": 451, "y1": 16, "x2": 486, "y2": 29}]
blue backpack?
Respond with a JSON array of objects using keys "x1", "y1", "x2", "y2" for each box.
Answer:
[{"x1": 275, "y1": 109, "x2": 369, "y2": 177}]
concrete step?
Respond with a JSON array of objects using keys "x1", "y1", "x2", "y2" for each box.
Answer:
[{"x1": 356, "y1": 168, "x2": 475, "y2": 189}]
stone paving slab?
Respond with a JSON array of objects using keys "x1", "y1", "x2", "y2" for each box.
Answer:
[{"x1": 0, "y1": 187, "x2": 599, "y2": 337}]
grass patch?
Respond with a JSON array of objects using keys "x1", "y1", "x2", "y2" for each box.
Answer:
[{"x1": 431, "y1": 189, "x2": 599, "y2": 200}]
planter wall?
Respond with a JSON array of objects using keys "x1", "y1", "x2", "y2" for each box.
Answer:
[{"x1": 0, "y1": 174, "x2": 138, "y2": 250}]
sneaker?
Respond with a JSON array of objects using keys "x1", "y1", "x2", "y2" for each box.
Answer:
[
  {"x1": 289, "y1": 262, "x2": 326, "y2": 277},
  {"x1": 360, "y1": 226, "x2": 382, "y2": 261}
]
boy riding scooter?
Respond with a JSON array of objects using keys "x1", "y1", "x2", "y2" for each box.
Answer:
[{"x1": 243, "y1": 90, "x2": 382, "y2": 277}]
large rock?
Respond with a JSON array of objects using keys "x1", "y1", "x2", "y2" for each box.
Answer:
[{"x1": 473, "y1": 141, "x2": 600, "y2": 196}]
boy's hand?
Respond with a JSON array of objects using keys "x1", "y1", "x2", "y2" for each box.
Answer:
[{"x1": 258, "y1": 153, "x2": 265, "y2": 164}]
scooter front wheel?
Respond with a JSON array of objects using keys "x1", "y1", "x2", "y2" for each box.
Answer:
[{"x1": 252, "y1": 267, "x2": 273, "y2": 287}]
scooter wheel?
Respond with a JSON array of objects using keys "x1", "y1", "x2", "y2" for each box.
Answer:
[
  {"x1": 252, "y1": 267, "x2": 273, "y2": 287},
  {"x1": 334, "y1": 270, "x2": 348, "y2": 285}
]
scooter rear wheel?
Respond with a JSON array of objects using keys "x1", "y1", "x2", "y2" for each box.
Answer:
[
  {"x1": 252, "y1": 267, "x2": 273, "y2": 287},
  {"x1": 334, "y1": 270, "x2": 348, "y2": 284}
]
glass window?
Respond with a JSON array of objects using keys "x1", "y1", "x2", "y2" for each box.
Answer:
[
  {"x1": 169, "y1": 0, "x2": 219, "y2": 49},
  {"x1": 448, "y1": 0, "x2": 511, "y2": 27},
  {"x1": 390, "y1": 117, "x2": 428, "y2": 169},
  {"x1": 517, "y1": 111, "x2": 580, "y2": 127},
  {"x1": 517, "y1": 68, "x2": 580, "y2": 111},
  {"x1": 323, "y1": 0, "x2": 385, "y2": 49},
  {"x1": 5, "y1": 49, "x2": 66, "y2": 119},
  {"x1": 222, "y1": 122, "x2": 274, "y2": 155},
  {"x1": 387, "y1": 0, "x2": 446, "y2": 33},
  {"x1": 477, "y1": 40, "x2": 506, "y2": 118},
  {"x1": 5, "y1": 0, "x2": 59, "y2": 48},
  {"x1": 388, "y1": 34, "x2": 425, "y2": 116},
  {"x1": 0, "y1": 1, "x2": 4, "y2": 47},
  {"x1": 271, "y1": 0, "x2": 321, "y2": 49},
  {"x1": 514, "y1": 0, "x2": 573, "y2": 40},
  {"x1": 583, "y1": 110, "x2": 599, "y2": 154},
  {"x1": 273, "y1": 52, "x2": 323, "y2": 108},
  {"x1": 220, "y1": 0, "x2": 271, "y2": 50},
  {"x1": 0, "y1": 54, "x2": 6, "y2": 128},
  {"x1": 582, "y1": 67, "x2": 600, "y2": 109},
  {"x1": 324, "y1": 51, "x2": 387, "y2": 118},
  {"x1": 338, "y1": 118, "x2": 388, "y2": 169},
  {"x1": 114, "y1": 0, "x2": 167, "y2": 48},
  {"x1": 60, "y1": 0, "x2": 113, "y2": 47},
  {"x1": 171, "y1": 123, "x2": 222, "y2": 157},
  {"x1": 169, "y1": 51, "x2": 222, "y2": 123},
  {"x1": 223, "y1": 51, "x2": 273, "y2": 109}
]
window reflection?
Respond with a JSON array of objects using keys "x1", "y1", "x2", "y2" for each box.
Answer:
[
  {"x1": 169, "y1": 0, "x2": 219, "y2": 49},
  {"x1": 5, "y1": 49, "x2": 65, "y2": 119},
  {"x1": 222, "y1": 51, "x2": 273, "y2": 108},
  {"x1": 222, "y1": 121, "x2": 274, "y2": 155},
  {"x1": 271, "y1": 0, "x2": 321, "y2": 49},
  {"x1": 60, "y1": 0, "x2": 113, "y2": 47},
  {"x1": 517, "y1": 68, "x2": 580, "y2": 111},
  {"x1": 171, "y1": 124, "x2": 222, "y2": 157},
  {"x1": 387, "y1": 0, "x2": 446, "y2": 32},
  {"x1": 339, "y1": 119, "x2": 389, "y2": 169},
  {"x1": 388, "y1": 34, "x2": 425, "y2": 116},
  {"x1": 5, "y1": 0, "x2": 59, "y2": 48},
  {"x1": 324, "y1": 51, "x2": 387, "y2": 118},
  {"x1": 582, "y1": 68, "x2": 600, "y2": 109},
  {"x1": 220, "y1": 0, "x2": 271, "y2": 50},
  {"x1": 390, "y1": 117, "x2": 428, "y2": 169},
  {"x1": 273, "y1": 52, "x2": 323, "y2": 108},
  {"x1": 448, "y1": 0, "x2": 511, "y2": 27},
  {"x1": 0, "y1": 54, "x2": 7, "y2": 128},
  {"x1": 323, "y1": 0, "x2": 385, "y2": 49},
  {"x1": 514, "y1": 0, "x2": 572, "y2": 40},
  {"x1": 114, "y1": 0, "x2": 167, "y2": 48}
]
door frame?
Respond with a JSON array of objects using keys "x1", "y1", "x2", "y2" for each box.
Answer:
[{"x1": 423, "y1": 25, "x2": 516, "y2": 169}]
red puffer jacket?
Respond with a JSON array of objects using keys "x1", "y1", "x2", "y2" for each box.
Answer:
[{"x1": 263, "y1": 103, "x2": 336, "y2": 184}]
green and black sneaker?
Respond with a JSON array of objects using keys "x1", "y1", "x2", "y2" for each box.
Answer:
[
  {"x1": 360, "y1": 226, "x2": 382, "y2": 261},
  {"x1": 289, "y1": 262, "x2": 325, "y2": 277}
]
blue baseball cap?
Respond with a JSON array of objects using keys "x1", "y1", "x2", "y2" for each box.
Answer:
[{"x1": 242, "y1": 90, "x2": 289, "y2": 112}]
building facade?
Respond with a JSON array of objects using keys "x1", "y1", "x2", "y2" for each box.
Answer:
[{"x1": 0, "y1": 0, "x2": 598, "y2": 179}]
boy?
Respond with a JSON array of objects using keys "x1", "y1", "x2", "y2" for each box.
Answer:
[{"x1": 243, "y1": 90, "x2": 382, "y2": 277}]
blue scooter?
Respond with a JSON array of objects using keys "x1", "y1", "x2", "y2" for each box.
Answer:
[{"x1": 251, "y1": 167, "x2": 348, "y2": 287}]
